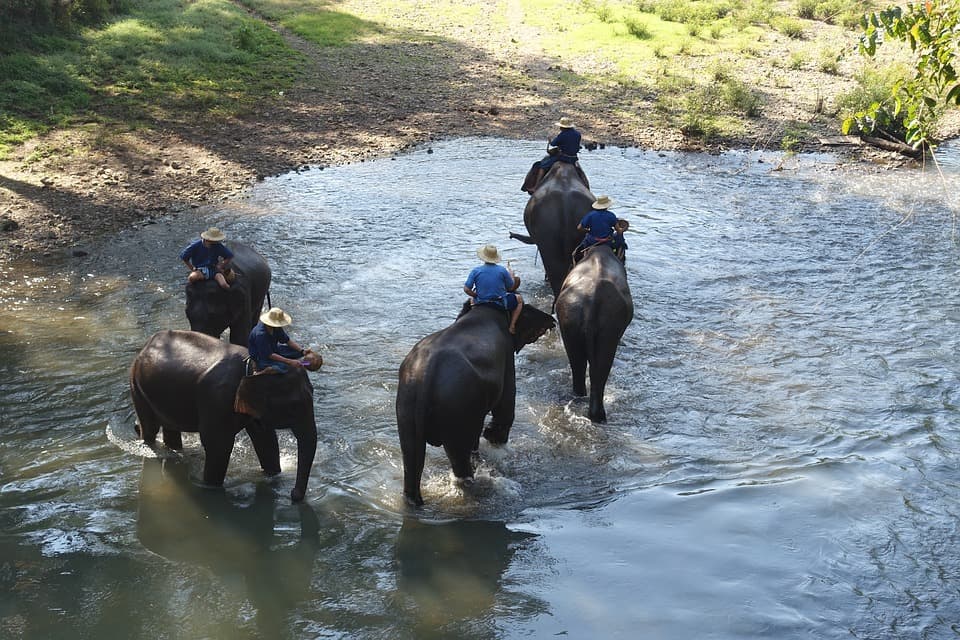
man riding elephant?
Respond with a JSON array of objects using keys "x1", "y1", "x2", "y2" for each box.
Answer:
[
  {"x1": 521, "y1": 117, "x2": 589, "y2": 195},
  {"x1": 184, "y1": 241, "x2": 271, "y2": 346},
  {"x1": 130, "y1": 329, "x2": 320, "y2": 502}
]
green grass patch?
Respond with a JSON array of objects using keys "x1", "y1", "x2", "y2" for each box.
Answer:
[
  {"x1": 0, "y1": 0, "x2": 315, "y2": 155},
  {"x1": 239, "y1": 0, "x2": 384, "y2": 47}
]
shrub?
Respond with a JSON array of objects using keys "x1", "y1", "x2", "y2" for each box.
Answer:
[{"x1": 625, "y1": 16, "x2": 652, "y2": 39}]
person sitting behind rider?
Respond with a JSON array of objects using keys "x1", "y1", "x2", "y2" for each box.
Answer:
[
  {"x1": 463, "y1": 244, "x2": 523, "y2": 334},
  {"x1": 575, "y1": 195, "x2": 628, "y2": 262},
  {"x1": 248, "y1": 307, "x2": 309, "y2": 374},
  {"x1": 180, "y1": 227, "x2": 233, "y2": 290},
  {"x1": 523, "y1": 117, "x2": 582, "y2": 193}
]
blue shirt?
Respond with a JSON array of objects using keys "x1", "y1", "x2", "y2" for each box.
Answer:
[
  {"x1": 179, "y1": 238, "x2": 233, "y2": 269},
  {"x1": 550, "y1": 128, "x2": 581, "y2": 158},
  {"x1": 248, "y1": 322, "x2": 291, "y2": 370},
  {"x1": 465, "y1": 263, "x2": 515, "y2": 306},
  {"x1": 580, "y1": 209, "x2": 618, "y2": 244}
]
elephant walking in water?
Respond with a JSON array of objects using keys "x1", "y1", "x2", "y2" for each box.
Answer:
[
  {"x1": 185, "y1": 242, "x2": 271, "y2": 346},
  {"x1": 556, "y1": 244, "x2": 633, "y2": 423},
  {"x1": 130, "y1": 330, "x2": 318, "y2": 502},
  {"x1": 396, "y1": 302, "x2": 555, "y2": 506},
  {"x1": 511, "y1": 162, "x2": 593, "y2": 298}
]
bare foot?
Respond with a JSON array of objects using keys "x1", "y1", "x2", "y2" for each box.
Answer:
[{"x1": 509, "y1": 325, "x2": 516, "y2": 334}]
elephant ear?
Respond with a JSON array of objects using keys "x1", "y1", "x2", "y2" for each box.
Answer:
[{"x1": 513, "y1": 304, "x2": 556, "y2": 353}]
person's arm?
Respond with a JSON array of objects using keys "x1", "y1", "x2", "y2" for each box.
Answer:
[
  {"x1": 505, "y1": 264, "x2": 520, "y2": 292},
  {"x1": 270, "y1": 352, "x2": 303, "y2": 368},
  {"x1": 463, "y1": 285, "x2": 477, "y2": 299},
  {"x1": 180, "y1": 243, "x2": 196, "y2": 271}
]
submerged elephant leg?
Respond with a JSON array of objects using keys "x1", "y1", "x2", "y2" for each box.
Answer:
[
  {"x1": 245, "y1": 420, "x2": 281, "y2": 476},
  {"x1": 443, "y1": 442, "x2": 475, "y2": 482},
  {"x1": 485, "y1": 358, "x2": 516, "y2": 445},
  {"x1": 587, "y1": 342, "x2": 618, "y2": 423},
  {"x1": 564, "y1": 338, "x2": 588, "y2": 397},
  {"x1": 198, "y1": 428, "x2": 235, "y2": 488},
  {"x1": 162, "y1": 429, "x2": 183, "y2": 450}
]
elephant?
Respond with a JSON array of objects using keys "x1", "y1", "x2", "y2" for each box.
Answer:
[
  {"x1": 510, "y1": 162, "x2": 593, "y2": 298},
  {"x1": 185, "y1": 241, "x2": 271, "y2": 346},
  {"x1": 555, "y1": 243, "x2": 633, "y2": 423},
  {"x1": 396, "y1": 301, "x2": 556, "y2": 506},
  {"x1": 129, "y1": 329, "x2": 318, "y2": 502}
]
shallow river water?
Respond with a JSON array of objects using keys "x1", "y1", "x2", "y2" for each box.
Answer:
[{"x1": 2, "y1": 139, "x2": 960, "y2": 639}]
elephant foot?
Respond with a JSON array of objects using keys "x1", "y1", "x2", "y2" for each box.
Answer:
[
  {"x1": 588, "y1": 408, "x2": 607, "y2": 423},
  {"x1": 404, "y1": 492, "x2": 425, "y2": 507},
  {"x1": 482, "y1": 424, "x2": 510, "y2": 445},
  {"x1": 290, "y1": 487, "x2": 306, "y2": 503}
]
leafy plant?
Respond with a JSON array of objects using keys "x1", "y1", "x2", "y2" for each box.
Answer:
[{"x1": 849, "y1": 0, "x2": 960, "y2": 148}]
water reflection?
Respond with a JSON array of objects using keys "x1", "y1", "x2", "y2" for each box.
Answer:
[
  {"x1": 136, "y1": 458, "x2": 323, "y2": 637},
  {"x1": 393, "y1": 517, "x2": 545, "y2": 637}
]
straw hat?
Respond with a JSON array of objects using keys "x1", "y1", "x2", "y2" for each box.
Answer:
[
  {"x1": 477, "y1": 244, "x2": 502, "y2": 264},
  {"x1": 260, "y1": 307, "x2": 292, "y2": 328},
  {"x1": 592, "y1": 195, "x2": 614, "y2": 210},
  {"x1": 200, "y1": 227, "x2": 226, "y2": 242},
  {"x1": 555, "y1": 116, "x2": 575, "y2": 129}
]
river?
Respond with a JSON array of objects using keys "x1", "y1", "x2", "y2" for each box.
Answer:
[{"x1": 1, "y1": 139, "x2": 959, "y2": 638}]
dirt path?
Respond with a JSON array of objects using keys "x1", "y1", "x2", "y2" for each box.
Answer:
[{"x1": 0, "y1": 3, "x2": 934, "y2": 265}]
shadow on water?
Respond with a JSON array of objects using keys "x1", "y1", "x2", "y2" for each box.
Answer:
[
  {"x1": 136, "y1": 457, "x2": 325, "y2": 638},
  {"x1": 392, "y1": 517, "x2": 547, "y2": 638}
]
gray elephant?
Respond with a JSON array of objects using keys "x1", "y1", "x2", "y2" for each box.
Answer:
[
  {"x1": 555, "y1": 243, "x2": 633, "y2": 423},
  {"x1": 397, "y1": 302, "x2": 556, "y2": 506},
  {"x1": 511, "y1": 162, "x2": 593, "y2": 298},
  {"x1": 185, "y1": 242, "x2": 271, "y2": 346},
  {"x1": 130, "y1": 329, "x2": 318, "y2": 502}
]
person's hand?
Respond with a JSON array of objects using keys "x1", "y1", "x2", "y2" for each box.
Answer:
[{"x1": 289, "y1": 358, "x2": 303, "y2": 369}]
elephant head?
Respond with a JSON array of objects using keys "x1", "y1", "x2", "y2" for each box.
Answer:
[
  {"x1": 185, "y1": 242, "x2": 271, "y2": 346},
  {"x1": 235, "y1": 370, "x2": 318, "y2": 502}
]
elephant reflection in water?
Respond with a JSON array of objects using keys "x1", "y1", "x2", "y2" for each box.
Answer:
[
  {"x1": 136, "y1": 457, "x2": 325, "y2": 636},
  {"x1": 393, "y1": 518, "x2": 547, "y2": 635}
]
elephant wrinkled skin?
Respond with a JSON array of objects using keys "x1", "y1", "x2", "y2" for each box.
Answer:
[
  {"x1": 185, "y1": 242, "x2": 271, "y2": 345},
  {"x1": 396, "y1": 302, "x2": 555, "y2": 506},
  {"x1": 511, "y1": 163, "x2": 593, "y2": 298},
  {"x1": 130, "y1": 329, "x2": 317, "y2": 502},
  {"x1": 556, "y1": 244, "x2": 633, "y2": 423}
]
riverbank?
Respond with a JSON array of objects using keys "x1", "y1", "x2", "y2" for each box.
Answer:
[{"x1": 0, "y1": 0, "x2": 952, "y2": 265}]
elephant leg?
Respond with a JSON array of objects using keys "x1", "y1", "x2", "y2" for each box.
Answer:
[
  {"x1": 198, "y1": 427, "x2": 235, "y2": 488},
  {"x1": 398, "y1": 420, "x2": 426, "y2": 507},
  {"x1": 443, "y1": 441, "x2": 475, "y2": 482},
  {"x1": 485, "y1": 358, "x2": 516, "y2": 445},
  {"x1": 245, "y1": 420, "x2": 281, "y2": 476},
  {"x1": 564, "y1": 337, "x2": 588, "y2": 397},
  {"x1": 290, "y1": 418, "x2": 317, "y2": 503},
  {"x1": 587, "y1": 343, "x2": 618, "y2": 423},
  {"x1": 131, "y1": 385, "x2": 160, "y2": 445},
  {"x1": 162, "y1": 429, "x2": 183, "y2": 450}
]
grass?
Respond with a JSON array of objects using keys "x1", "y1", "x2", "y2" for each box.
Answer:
[
  {"x1": 0, "y1": 0, "x2": 916, "y2": 154},
  {"x1": 0, "y1": 0, "x2": 304, "y2": 156}
]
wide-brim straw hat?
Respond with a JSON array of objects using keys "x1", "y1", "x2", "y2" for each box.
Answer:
[
  {"x1": 200, "y1": 227, "x2": 226, "y2": 242},
  {"x1": 477, "y1": 244, "x2": 502, "y2": 264},
  {"x1": 260, "y1": 307, "x2": 292, "y2": 327},
  {"x1": 592, "y1": 195, "x2": 614, "y2": 210},
  {"x1": 555, "y1": 116, "x2": 575, "y2": 129}
]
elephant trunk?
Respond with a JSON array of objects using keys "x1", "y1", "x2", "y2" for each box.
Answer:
[{"x1": 291, "y1": 413, "x2": 318, "y2": 502}]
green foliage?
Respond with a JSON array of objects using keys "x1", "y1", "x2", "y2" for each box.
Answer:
[
  {"x1": 818, "y1": 48, "x2": 840, "y2": 74},
  {"x1": 774, "y1": 16, "x2": 807, "y2": 38},
  {"x1": 624, "y1": 16, "x2": 652, "y2": 39},
  {"x1": 0, "y1": 0, "x2": 304, "y2": 153},
  {"x1": 722, "y1": 77, "x2": 763, "y2": 116},
  {"x1": 837, "y1": 64, "x2": 911, "y2": 138},
  {"x1": 851, "y1": 0, "x2": 960, "y2": 147}
]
